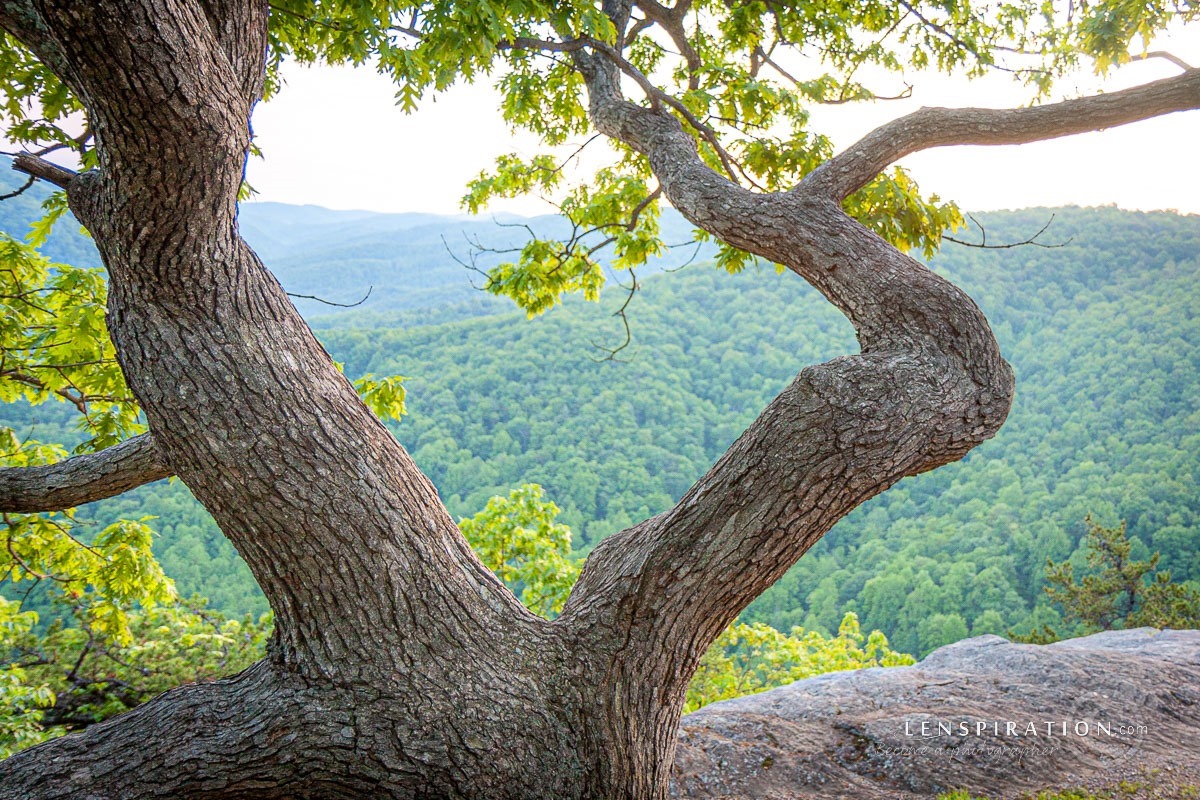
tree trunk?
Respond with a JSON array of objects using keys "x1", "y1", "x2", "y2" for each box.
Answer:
[
  {"x1": 1, "y1": 0, "x2": 1195, "y2": 797},
  {"x1": 0, "y1": 4, "x2": 684, "y2": 797}
]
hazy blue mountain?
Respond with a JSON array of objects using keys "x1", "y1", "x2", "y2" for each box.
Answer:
[
  {"x1": 0, "y1": 160, "x2": 98, "y2": 266},
  {"x1": 1, "y1": 159, "x2": 710, "y2": 322}
]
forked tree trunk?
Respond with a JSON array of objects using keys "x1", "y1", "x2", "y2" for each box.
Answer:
[{"x1": 1, "y1": 1, "x2": 1196, "y2": 798}]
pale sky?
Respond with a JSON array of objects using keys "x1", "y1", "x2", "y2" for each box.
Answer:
[
  {"x1": 6, "y1": 29, "x2": 1195, "y2": 218},
  {"x1": 245, "y1": 33, "x2": 1200, "y2": 218}
]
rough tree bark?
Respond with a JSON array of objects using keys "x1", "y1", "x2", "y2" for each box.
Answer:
[{"x1": 0, "y1": 1, "x2": 1196, "y2": 798}]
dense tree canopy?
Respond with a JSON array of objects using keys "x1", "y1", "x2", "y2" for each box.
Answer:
[
  {"x1": 7, "y1": 205, "x2": 1185, "y2": 659},
  {"x1": 0, "y1": 0, "x2": 1197, "y2": 798}
]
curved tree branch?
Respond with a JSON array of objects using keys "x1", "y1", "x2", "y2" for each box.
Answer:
[
  {"x1": 0, "y1": 433, "x2": 171, "y2": 513},
  {"x1": 567, "y1": 3, "x2": 1200, "y2": 690},
  {"x1": 563, "y1": 12, "x2": 1200, "y2": 688},
  {"x1": 2, "y1": 1, "x2": 1193, "y2": 795},
  {"x1": 551, "y1": 28, "x2": 1032, "y2": 784},
  {"x1": 801, "y1": 67, "x2": 1200, "y2": 200}
]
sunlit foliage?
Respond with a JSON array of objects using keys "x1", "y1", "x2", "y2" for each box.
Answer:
[
  {"x1": 685, "y1": 611, "x2": 914, "y2": 712},
  {"x1": 263, "y1": 0, "x2": 1195, "y2": 315},
  {"x1": 459, "y1": 483, "x2": 580, "y2": 617},
  {"x1": 0, "y1": 597, "x2": 270, "y2": 758}
]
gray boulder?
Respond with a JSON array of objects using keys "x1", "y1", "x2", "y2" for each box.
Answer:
[{"x1": 672, "y1": 629, "x2": 1200, "y2": 798}]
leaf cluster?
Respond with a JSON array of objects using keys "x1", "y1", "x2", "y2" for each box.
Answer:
[
  {"x1": 0, "y1": 32, "x2": 84, "y2": 154},
  {"x1": 0, "y1": 595, "x2": 270, "y2": 758},
  {"x1": 458, "y1": 483, "x2": 580, "y2": 617},
  {"x1": 0, "y1": 234, "x2": 139, "y2": 451},
  {"x1": 273, "y1": 0, "x2": 1190, "y2": 317},
  {"x1": 0, "y1": 235, "x2": 174, "y2": 645},
  {"x1": 5, "y1": 2, "x2": 1196, "y2": 328}
]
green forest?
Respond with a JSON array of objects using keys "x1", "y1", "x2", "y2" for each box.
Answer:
[{"x1": 4, "y1": 202, "x2": 1195, "y2": 658}]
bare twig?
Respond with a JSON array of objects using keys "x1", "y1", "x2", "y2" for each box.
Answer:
[
  {"x1": 1130, "y1": 51, "x2": 1194, "y2": 72},
  {"x1": 1, "y1": 369, "x2": 90, "y2": 415},
  {"x1": 661, "y1": 238, "x2": 706, "y2": 272},
  {"x1": 591, "y1": 266, "x2": 638, "y2": 361},
  {"x1": 753, "y1": 46, "x2": 912, "y2": 104},
  {"x1": 497, "y1": 36, "x2": 589, "y2": 54},
  {"x1": 943, "y1": 212, "x2": 1069, "y2": 249},
  {"x1": 286, "y1": 286, "x2": 373, "y2": 308},
  {"x1": 0, "y1": 174, "x2": 36, "y2": 202},
  {"x1": 441, "y1": 233, "x2": 496, "y2": 290},
  {"x1": 623, "y1": 15, "x2": 655, "y2": 48}
]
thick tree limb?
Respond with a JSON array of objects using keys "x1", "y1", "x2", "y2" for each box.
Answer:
[
  {"x1": 0, "y1": 2, "x2": 75, "y2": 84},
  {"x1": 568, "y1": 46, "x2": 1200, "y2": 663},
  {"x1": 200, "y1": 0, "x2": 270, "y2": 104},
  {"x1": 801, "y1": 67, "x2": 1200, "y2": 200},
  {"x1": 0, "y1": 0, "x2": 40, "y2": 43},
  {"x1": 563, "y1": 6, "x2": 1019, "y2": 668},
  {"x1": 11, "y1": 152, "x2": 76, "y2": 189},
  {"x1": 561, "y1": 192, "x2": 1015, "y2": 646},
  {"x1": 561, "y1": 22, "x2": 1198, "y2": 743},
  {"x1": 0, "y1": 433, "x2": 171, "y2": 512},
  {"x1": 551, "y1": 32, "x2": 1027, "y2": 789},
  {"x1": 1, "y1": 0, "x2": 1192, "y2": 795},
  {"x1": 0, "y1": 661, "x2": 362, "y2": 800}
]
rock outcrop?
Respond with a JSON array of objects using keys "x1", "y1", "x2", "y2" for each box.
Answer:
[{"x1": 672, "y1": 629, "x2": 1200, "y2": 799}]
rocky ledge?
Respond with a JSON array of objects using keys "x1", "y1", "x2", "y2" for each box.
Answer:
[{"x1": 672, "y1": 629, "x2": 1200, "y2": 799}]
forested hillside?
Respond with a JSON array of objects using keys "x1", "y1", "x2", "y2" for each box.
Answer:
[
  {"x1": 325, "y1": 207, "x2": 1200, "y2": 655},
  {"x1": 2, "y1": 198, "x2": 1196, "y2": 655}
]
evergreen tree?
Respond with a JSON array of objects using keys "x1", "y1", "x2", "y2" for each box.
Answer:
[{"x1": 1042, "y1": 516, "x2": 1200, "y2": 637}]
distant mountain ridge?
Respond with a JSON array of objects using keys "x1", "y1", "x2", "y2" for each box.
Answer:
[{"x1": 0, "y1": 161, "x2": 708, "y2": 322}]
